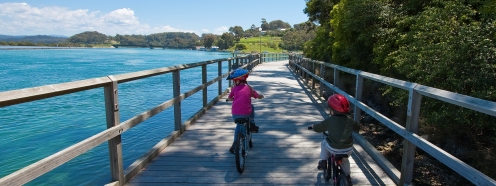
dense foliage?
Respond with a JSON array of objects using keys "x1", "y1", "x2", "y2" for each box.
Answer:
[
  {"x1": 68, "y1": 31, "x2": 108, "y2": 44},
  {"x1": 114, "y1": 32, "x2": 200, "y2": 48},
  {"x1": 0, "y1": 35, "x2": 67, "y2": 44},
  {"x1": 280, "y1": 22, "x2": 316, "y2": 51},
  {"x1": 304, "y1": 0, "x2": 496, "y2": 182},
  {"x1": 0, "y1": 18, "x2": 312, "y2": 51}
]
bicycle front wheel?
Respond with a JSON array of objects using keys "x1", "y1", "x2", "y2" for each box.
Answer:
[
  {"x1": 235, "y1": 131, "x2": 245, "y2": 173},
  {"x1": 323, "y1": 160, "x2": 331, "y2": 181},
  {"x1": 338, "y1": 172, "x2": 350, "y2": 186}
]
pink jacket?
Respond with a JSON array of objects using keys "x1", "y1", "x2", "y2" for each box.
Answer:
[{"x1": 228, "y1": 84, "x2": 260, "y2": 115}]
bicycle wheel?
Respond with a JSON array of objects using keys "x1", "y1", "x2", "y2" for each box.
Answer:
[
  {"x1": 247, "y1": 125, "x2": 253, "y2": 148},
  {"x1": 323, "y1": 160, "x2": 331, "y2": 181},
  {"x1": 234, "y1": 131, "x2": 245, "y2": 173},
  {"x1": 338, "y1": 172, "x2": 350, "y2": 186}
]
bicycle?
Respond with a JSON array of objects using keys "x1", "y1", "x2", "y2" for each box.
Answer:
[
  {"x1": 308, "y1": 126, "x2": 352, "y2": 186},
  {"x1": 226, "y1": 99, "x2": 253, "y2": 174}
]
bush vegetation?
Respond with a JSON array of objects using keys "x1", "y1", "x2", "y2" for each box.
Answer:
[{"x1": 303, "y1": 0, "x2": 496, "y2": 184}]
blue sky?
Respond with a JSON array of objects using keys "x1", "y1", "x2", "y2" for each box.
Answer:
[{"x1": 0, "y1": 0, "x2": 309, "y2": 37}]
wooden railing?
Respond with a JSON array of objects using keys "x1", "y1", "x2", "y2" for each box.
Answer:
[
  {"x1": 0, "y1": 53, "x2": 287, "y2": 186},
  {"x1": 289, "y1": 55, "x2": 496, "y2": 186}
]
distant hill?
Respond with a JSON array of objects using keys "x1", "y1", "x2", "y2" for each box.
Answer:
[{"x1": 0, "y1": 35, "x2": 68, "y2": 44}]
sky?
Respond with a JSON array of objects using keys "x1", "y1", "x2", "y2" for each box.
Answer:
[{"x1": 0, "y1": 0, "x2": 309, "y2": 37}]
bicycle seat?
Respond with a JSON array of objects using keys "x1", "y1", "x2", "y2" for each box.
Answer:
[
  {"x1": 234, "y1": 118, "x2": 249, "y2": 124},
  {"x1": 334, "y1": 154, "x2": 349, "y2": 159}
]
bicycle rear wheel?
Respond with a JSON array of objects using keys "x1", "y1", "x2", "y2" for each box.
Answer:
[{"x1": 234, "y1": 131, "x2": 245, "y2": 173}]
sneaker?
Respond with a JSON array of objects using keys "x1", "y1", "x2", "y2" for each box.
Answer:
[
  {"x1": 229, "y1": 143, "x2": 235, "y2": 154},
  {"x1": 317, "y1": 160, "x2": 323, "y2": 170},
  {"x1": 250, "y1": 123, "x2": 259, "y2": 133},
  {"x1": 347, "y1": 175, "x2": 353, "y2": 185}
]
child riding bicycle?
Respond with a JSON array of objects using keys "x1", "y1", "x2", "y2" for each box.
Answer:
[
  {"x1": 226, "y1": 68, "x2": 264, "y2": 154},
  {"x1": 309, "y1": 94, "x2": 359, "y2": 183}
]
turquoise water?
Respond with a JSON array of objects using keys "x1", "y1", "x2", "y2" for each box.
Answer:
[{"x1": 0, "y1": 48, "x2": 233, "y2": 185}]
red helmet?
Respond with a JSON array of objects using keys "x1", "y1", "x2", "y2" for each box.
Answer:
[{"x1": 327, "y1": 94, "x2": 350, "y2": 113}]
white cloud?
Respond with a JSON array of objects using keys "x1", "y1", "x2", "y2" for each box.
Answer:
[
  {"x1": 0, "y1": 3, "x2": 192, "y2": 36},
  {"x1": 213, "y1": 26, "x2": 229, "y2": 35}
]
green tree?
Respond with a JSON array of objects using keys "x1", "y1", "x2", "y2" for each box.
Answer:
[
  {"x1": 220, "y1": 32, "x2": 235, "y2": 49},
  {"x1": 201, "y1": 33, "x2": 217, "y2": 48},
  {"x1": 229, "y1": 26, "x2": 244, "y2": 41},
  {"x1": 303, "y1": 0, "x2": 340, "y2": 62},
  {"x1": 329, "y1": 0, "x2": 382, "y2": 72},
  {"x1": 261, "y1": 18, "x2": 269, "y2": 31},
  {"x1": 68, "y1": 31, "x2": 107, "y2": 44},
  {"x1": 280, "y1": 22, "x2": 316, "y2": 51},
  {"x1": 268, "y1": 20, "x2": 291, "y2": 30}
]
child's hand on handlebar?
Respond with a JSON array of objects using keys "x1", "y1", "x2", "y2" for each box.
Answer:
[
  {"x1": 258, "y1": 94, "x2": 264, "y2": 99},
  {"x1": 308, "y1": 126, "x2": 313, "y2": 130}
]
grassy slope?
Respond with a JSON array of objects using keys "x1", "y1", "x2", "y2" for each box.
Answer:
[{"x1": 227, "y1": 36, "x2": 285, "y2": 53}]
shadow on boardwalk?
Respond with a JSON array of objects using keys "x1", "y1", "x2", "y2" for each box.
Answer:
[{"x1": 124, "y1": 60, "x2": 395, "y2": 186}]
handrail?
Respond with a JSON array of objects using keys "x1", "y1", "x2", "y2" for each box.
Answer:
[
  {"x1": 289, "y1": 54, "x2": 496, "y2": 186},
  {"x1": 0, "y1": 53, "x2": 287, "y2": 186}
]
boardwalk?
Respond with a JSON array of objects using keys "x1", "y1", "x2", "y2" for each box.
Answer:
[{"x1": 124, "y1": 60, "x2": 395, "y2": 185}]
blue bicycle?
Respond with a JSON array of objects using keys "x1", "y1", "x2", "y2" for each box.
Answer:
[{"x1": 233, "y1": 117, "x2": 252, "y2": 173}]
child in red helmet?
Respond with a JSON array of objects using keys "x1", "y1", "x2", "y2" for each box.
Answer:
[
  {"x1": 227, "y1": 68, "x2": 264, "y2": 154},
  {"x1": 310, "y1": 94, "x2": 359, "y2": 183}
]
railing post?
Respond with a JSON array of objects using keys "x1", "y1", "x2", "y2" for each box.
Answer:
[
  {"x1": 202, "y1": 64, "x2": 207, "y2": 107},
  {"x1": 305, "y1": 60, "x2": 309, "y2": 85},
  {"x1": 354, "y1": 73, "x2": 363, "y2": 123},
  {"x1": 400, "y1": 84, "x2": 421, "y2": 186},
  {"x1": 104, "y1": 75, "x2": 124, "y2": 186},
  {"x1": 249, "y1": 55, "x2": 253, "y2": 71},
  {"x1": 312, "y1": 60, "x2": 316, "y2": 90},
  {"x1": 334, "y1": 67, "x2": 340, "y2": 94},
  {"x1": 320, "y1": 63, "x2": 324, "y2": 97},
  {"x1": 172, "y1": 69, "x2": 181, "y2": 130},
  {"x1": 228, "y1": 59, "x2": 232, "y2": 87},
  {"x1": 218, "y1": 61, "x2": 222, "y2": 95}
]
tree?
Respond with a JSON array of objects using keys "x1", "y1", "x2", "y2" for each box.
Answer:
[
  {"x1": 201, "y1": 34, "x2": 216, "y2": 48},
  {"x1": 268, "y1": 20, "x2": 291, "y2": 30},
  {"x1": 68, "y1": 31, "x2": 107, "y2": 44},
  {"x1": 302, "y1": 0, "x2": 340, "y2": 61},
  {"x1": 261, "y1": 18, "x2": 269, "y2": 31},
  {"x1": 220, "y1": 32, "x2": 235, "y2": 49},
  {"x1": 280, "y1": 22, "x2": 316, "y2": 51},
  {"x1": 229, "y1": 26, "x2": 244, "y2": 41},
  {"x1": 250, "y1": 24, "x2": 256, "y2": 30}
]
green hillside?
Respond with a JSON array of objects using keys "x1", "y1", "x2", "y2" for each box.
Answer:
[{"x1": 228, "y1": 36, "x2": 285, "y2": 53}]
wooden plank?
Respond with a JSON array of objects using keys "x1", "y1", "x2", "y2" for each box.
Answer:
[{"x1": 0, "y1": 77, "x2": 111, "y2": 107}]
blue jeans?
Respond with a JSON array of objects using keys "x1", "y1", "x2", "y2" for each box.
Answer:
[{"x1": 232, "y1": 105, "x2": 255, "y2": 141}]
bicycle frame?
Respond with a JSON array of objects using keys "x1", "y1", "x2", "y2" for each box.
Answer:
[
  {"x1": 308, "y1": 126, "x2": 351, "y2": 185},
  {"x1": 330, "y1": 154, "x2": 350, "y2": 185}
]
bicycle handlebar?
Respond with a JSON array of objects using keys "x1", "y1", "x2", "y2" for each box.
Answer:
[{"x1": 308, "y1": 126, "x2": 328, "y2": 136}]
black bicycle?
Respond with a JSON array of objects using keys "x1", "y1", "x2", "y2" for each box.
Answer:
[
  {"x1": 233, "y1": 117, "x2": 252, "y2": 173},
  {"x1": 308, "y1": 126, "x2": 351, "y2": 186}
]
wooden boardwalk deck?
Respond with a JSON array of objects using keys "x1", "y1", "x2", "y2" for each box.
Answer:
[{"x1": 124, "y1": 60, "x2": 395, "y2": 186}]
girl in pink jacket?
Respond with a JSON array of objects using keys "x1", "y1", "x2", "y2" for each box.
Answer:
[{"x1": 226, "y1": 68, "x2": 264, "y2": 153}]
